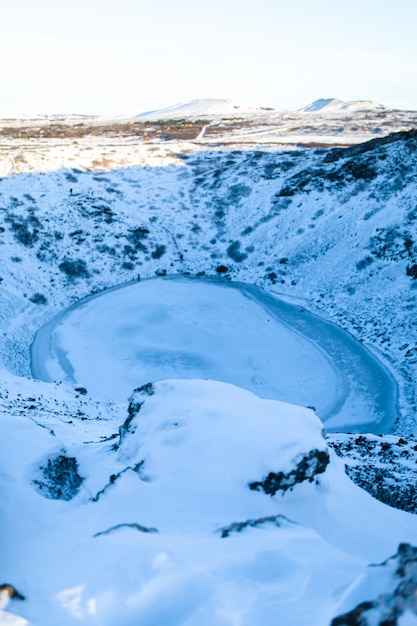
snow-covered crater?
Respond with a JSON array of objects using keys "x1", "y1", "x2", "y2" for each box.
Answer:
[{"x1": 31, "y1": 276, "x2": 398, "y2": 433}]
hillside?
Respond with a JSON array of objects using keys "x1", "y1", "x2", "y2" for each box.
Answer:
[{"x1": 1, "y1": 127, "x2": 416, "y2": 425}]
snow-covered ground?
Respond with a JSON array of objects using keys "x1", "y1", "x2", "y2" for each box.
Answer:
[
  {"x1": 3, "y1": 378, "x2": 417, "y2": 625},
  {"x1": 1, "y1": 103, "x2": 417, "y2": 624}
]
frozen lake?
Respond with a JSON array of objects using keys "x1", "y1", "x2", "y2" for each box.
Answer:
[{"x1": 31, "y1": 276, "x2": 398, "y2": 433}]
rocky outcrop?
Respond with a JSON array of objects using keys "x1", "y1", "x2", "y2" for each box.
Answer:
[
  {"x1": 118, "y1": 382, "x2": 155, "y2": 445},
  {"x1": 332, "y1": 543, "x2": 417, "y2": 625},
  {"x1": 218, "y1": 514, "x2": 295, "y2": 538},
  {"x1": 329, "y1": 434, "x2": 417, "y2": 513},
  {"x1": 32, "y1": 452, "x2": 84, "y2": 500},
  {"x1": 93, "y1": 522, "x2": 158, "y2": 538},
  {"x1": 248, "y1": 448, "x2": 330, "y2": 496}
]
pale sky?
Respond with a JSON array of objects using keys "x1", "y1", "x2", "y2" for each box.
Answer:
[{"x1": 1, "y1": 0, "x2": 417, "y2": 115}]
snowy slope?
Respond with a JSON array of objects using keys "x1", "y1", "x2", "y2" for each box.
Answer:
[{"x1": 1, "y1": 129, "x2": 416, "y2": 431}]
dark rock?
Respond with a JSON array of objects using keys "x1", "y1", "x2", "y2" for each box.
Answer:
[
  {"x1": 6, "y1": 213, "x2": 42, "y2": 247},
  {"x1": 29, "y1": 292, "x2": 48, "y2": 305},
  {"x1": 58, "y1": 258, "x2": 90, "y2": 280},
  {"x1": 331, "y1": 601, "x2": 376, "y2": 625},
  {"x1": 331, "y1": 543, "x2": 417, "y2": 625},
  {"x1": 93, "y1": 522, "x2": 158, "y2": 538},
  {"x1": 33, "y1": 453, "x2": 84, "y2": 501},
  {"x1": 249, "y1": 449, "x2": 330, "y2": 496},
  {"x1": 227, "y1": 240, "x2": 247, "y2": 263},
  {"x1": 329, "y1": 434, "x2": 417, "y2": 513},
  {"x1": 119, "y1": 383, "x2": 155, "y2": 443},
  {"x1": 406, "y1": 264, "x2": 417, "y2": 279},
  {"x1": 91, "y1": 462, "x2": 145, "y2": 502},
  {"x1": 126, "y1": 226, "x2": 149, "y2": 251},
  {"x1": 219, "y1": 514, "x2": 294, "y2": 538},
  {"x1": 151, "y1": 244, "x2": 166, "y2": 259}
]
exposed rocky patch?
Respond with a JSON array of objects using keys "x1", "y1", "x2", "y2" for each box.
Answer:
[
  {"x1": 218, "y1": 514, "x2": 295, "y2": 538},
  {"x1": 332, "y1": 543, "x2": 417, "y2": 625},
  {"x1": 329, "y1": 434, "x2": 417, "y2": 513},
  {"x1": 324, "y1": 128, "x2": 417, "y2": 161},
  {"x1": 93, "y1": 522, "x2": 158, "y2": 538},
  {"x1": 248, "y1": 448, "x2": 330, "y2": 495},
  {"x1": 32, "y1": 452, "x2": 84, "y2": 500},
  {"x1": 118, "y1": 383, "x2": 155, "y2": 445},
  {"x1": 91, "y1": 462, "x2": 145, "y2": 503}
]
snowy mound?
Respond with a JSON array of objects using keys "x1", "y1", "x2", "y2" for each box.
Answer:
[
  {"x1": 117, "y1": 379, "x2": 329, "y2": 512},
  {"x1": 300, "y1": 98, "x2": 386, "y2": 113},
  {"x1": 135, "y1": 98, "x2": 272, "y2": 120},
  {"x1": 3, "y1": 378, "x2": 417, "y2": 625}
]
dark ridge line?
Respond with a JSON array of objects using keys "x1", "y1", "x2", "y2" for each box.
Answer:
[
  {"x1": 219, "y1": 514, "x2": 296, "y2": 538},
  {"x1": 93, "y1": 522, "x2": 158, "y2": 538},
  {"x1": 91, "y1": 461, "x2": 144, "y2": 503}
]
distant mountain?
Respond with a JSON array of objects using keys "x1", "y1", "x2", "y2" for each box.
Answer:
[
  {"x1": 300, "y1": 98, "x2": 388, "y2": 113},
  {"x1": 134, "y1": 96, "x2": 405, "y2": 123},
  {"x1": 135, "y1": 98, "x2": 276, "y2": 120},
  {"x1": 0, "y1": 98, "x2": 411, "y2": 125}
]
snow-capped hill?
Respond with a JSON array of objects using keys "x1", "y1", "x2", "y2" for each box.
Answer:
[
  {"x1": 300, "y1": 97, "x2": 386, "y2": 113},
  {"x1": 300, "y1": 98, "x2": 344, "y2": 113},
  {"x1": 136, "y1": 97, "x2": 273, "y2": 120},
  {"x1": 136, "y1": 97, "x2": 388, "y2": 121},
  {"x1": 118, "y1": 380, "x2": 329, "y2": 501}
]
